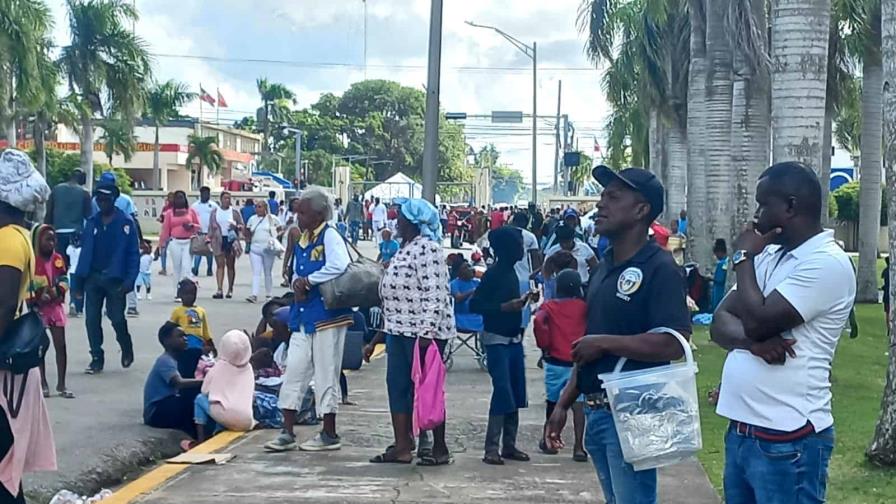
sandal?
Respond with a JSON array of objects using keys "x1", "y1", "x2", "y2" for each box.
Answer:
[
  {"x1": 417, "y1": 453, "x2": 453, "y2": 466},
  {"x1": 539, "y1": 438, "x2": 558, "y2": 455},
  {"x1": 42, "y1": 385, "x2": 50, "y2": 398},
  {"x1": 573, "y1": 451, "x2": 589, "y2": 462},
  {"x1": 212, "y1": 292, "x2": 224, "y2": 299},
  {"x1": 57, "y1": 389, "x2": 75, "y2": 399},
  {"x1": 246, "y1": 295, "x2": 257, "y2": 304},
  {"x1": 226, "y1": 292, "x2": 233, "y2": 299},
  {"x1": 369, "y1": 447, "x2": 413, "y2": 464}
]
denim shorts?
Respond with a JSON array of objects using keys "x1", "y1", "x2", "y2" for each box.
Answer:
[{"x1": 543, "y1": 362, "x2": 584, "y2": 403}]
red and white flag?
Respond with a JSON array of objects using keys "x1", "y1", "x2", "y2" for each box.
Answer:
[
  {"x1": 217, "y1": 89, "x2": 228, "y2": 108},
  {"x1": 593, "y1": 137, "x2": 602, "y2": 154},
  {"x1": 199, "y1": 86, "x2": 216, "y2": 106}
]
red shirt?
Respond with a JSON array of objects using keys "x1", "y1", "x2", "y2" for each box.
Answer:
[
  {"x1": 489, "y1": 210, "x2": 505, "y2": 230},
  {"x1": 533, "y1": 298, "x2": 587, "y2": 364},
  {"x1": 650, "y1": 222, "x2": 670, "y2": 248}
]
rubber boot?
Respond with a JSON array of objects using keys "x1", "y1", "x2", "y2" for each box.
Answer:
[
  {"x1": 501, "y1": 411, "x2": 529, "y2": 461},
  {"x1": 483, "y1": 414, "x2": 504, "y2": 465}
]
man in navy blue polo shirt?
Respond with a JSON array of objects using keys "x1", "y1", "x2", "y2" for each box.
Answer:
[{"x1": 545, "y1": 166, "x2": 691, "y2": 504}]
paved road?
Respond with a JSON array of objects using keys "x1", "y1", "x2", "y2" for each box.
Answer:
[{"x1": 26, "y1": 237, "x2": 719, "y2": 503}]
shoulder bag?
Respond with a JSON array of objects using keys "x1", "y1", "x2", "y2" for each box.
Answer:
[
  {"x1": 319, "y1": 230, "x2": 384, "y2": 309},
  {"x1": 0, "y1": 230, "x2": 50, "y2": 419},
  {"x1": 265, "y1": 215, "x2": 286, "y2": 257}
]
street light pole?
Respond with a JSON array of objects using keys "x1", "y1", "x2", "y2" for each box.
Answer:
[
  {"x1": 465, "y1": 20, "x2": 538, "y2": 205},
  {"x1": 422, "y1": 0, "x2": 444, "y2": 204}
]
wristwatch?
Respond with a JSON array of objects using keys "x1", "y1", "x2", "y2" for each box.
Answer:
[{"x1": 732, "y1": 250, "x2": 751, "y2": 268}]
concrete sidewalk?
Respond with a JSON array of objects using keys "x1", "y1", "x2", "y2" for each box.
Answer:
[{"x1": 133, "y1": 334, "x2": 720, "y2": 503}]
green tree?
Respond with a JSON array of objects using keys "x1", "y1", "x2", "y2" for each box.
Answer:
[
  {"x1": 257, "y1": 77, "x2": 296, "y2": 156},
  {"x1": 58, "y1": 0, "x2": 151, "y2": 188},
  {"x1": 98, "y1": 116, "x2": 136, "y2": 165},
  {"x1": 31, "y1": 148, "x2": 131, "y2": 193},
  {"x1": 185, "y1": 134, "x2": 223, "y2": 190},
  {"x1": 0, "y1": 0, "x2": 54, "y2": 145},
  {"x1": 145, "y1": 80, "x2": 196, "y2": 188}
]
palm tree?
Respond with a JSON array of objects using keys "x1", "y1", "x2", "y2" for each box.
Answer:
[
  {"x1": 98, "y1": 116, "x2": 137, "y2": 165},
  {"x1": 58, "y1": 0, "x2": 151, "y2": 189},
  {"x1": 145, "y1": 80, "x2": 197, "y2": 189},
  {"x1": 770, "y1": 0, "x2": 831, "y2": 172},
  {"x1": 0, "y1": 0, "x2": 53, "y2": 145},
  {"x1": 868, "y1": 0, "x2": 896, "y2": 465},
  {"x1": 728, "y1": 0, "x2": 771, "y2": 234},
  {"x1": 687, "y1": 0, "x2": 711, "y2": 267},
  {"x1": 257, "y1": 78, "x2": 296, "y2": 155},
  {"x1": 185, "y1": 134, "x2": 223, "y2": 190},
  {"x1": 705, "y1": 0, "x2": 735, "y2": 251},
  {"x1": 854, "y1": 0, "x2": 885, "y2": 302}
]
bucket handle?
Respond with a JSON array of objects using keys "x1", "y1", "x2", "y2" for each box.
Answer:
[{"x1": 611, "y1": 327, "x2": 694, "y2": 375}]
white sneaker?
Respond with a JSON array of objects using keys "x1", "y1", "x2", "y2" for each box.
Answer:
[
  {"x1": 146, "y1": 293, "x2": 152, "y2": 300},
  {"x1": 137, "y1": 292, "x2": 143, "y2": 300},
  {"x1": 299, "y1": 431, "x2": 342, "y2": 451}
]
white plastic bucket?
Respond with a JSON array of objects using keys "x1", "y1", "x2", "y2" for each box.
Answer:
[{"x1": 597, "y1": 327, "x2": 702, "y2": 470}]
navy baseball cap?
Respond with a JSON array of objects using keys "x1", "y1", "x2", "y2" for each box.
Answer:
[{"x1": 592, "y1": 165, "x2": 664, "y2": 221}]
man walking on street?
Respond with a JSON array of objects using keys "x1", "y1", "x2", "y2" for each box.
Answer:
[
  {"x1": 45, "y1": 168, "x2": 91, "y2": 259},
  {"x1": 710, "y1": 162, "x2": 855, "y2": 504},
  {"x1": 546, "y1": 166, "x2": 691, "y2": 504},
  {"x1": 346, "y1": 194, "x2": 364, "y2": 246},
  {"x1": 191, "y1": 186, "x2": 218, "y2": 277},
  {"x1": 372, "y1": 197, "x2": 387, "y2": 244},
  {"x1": 73, "y1": 180, "x2": 140, "y2": 374}
]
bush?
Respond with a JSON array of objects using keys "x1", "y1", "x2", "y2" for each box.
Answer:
[
  {"x1": 30, "y1": 149, "x2": 132, "y2": 194},
  {"x1": 832, "y1": 181, "x2": 887, "y2": 226}
]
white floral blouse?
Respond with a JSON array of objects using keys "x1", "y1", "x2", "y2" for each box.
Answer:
[{"x1": 380, "y1": 236, "x2": 455, "y2": 340}]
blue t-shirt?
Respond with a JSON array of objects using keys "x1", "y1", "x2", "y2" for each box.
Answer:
[
  {"x1": 241, "y1": 204, "x2": 256, "y2": 224},
  {"x1": 450, "y1": 277, "x2": 483, "y2": 332},
  {"x1": 268, "y1": 199, "x2": 280, "y2": 216},
  {"x1": 92, "y1": 193, "x2": 136, "y2": 216},
  {"x1": 379, "y1": 240, "x2": 400, "y2": 262},
  {"x1": 143, "y1": 352, "x2": 180, "y2": 423},
  {"x1": 679, "y1": 218, "x2": 688, "y2": 236}
]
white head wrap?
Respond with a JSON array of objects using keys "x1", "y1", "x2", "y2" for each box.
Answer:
[{"x1": 0, "y1": 149, "x2": 51, "y2": 213}]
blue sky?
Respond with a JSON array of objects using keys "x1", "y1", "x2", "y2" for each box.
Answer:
[{"x1": 46, "y1": 0, "x2": 611, "y2": 184}]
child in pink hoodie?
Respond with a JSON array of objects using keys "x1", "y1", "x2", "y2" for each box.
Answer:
[{"x1": 193, "y1": 330, "x2": 256, "y2": 442}]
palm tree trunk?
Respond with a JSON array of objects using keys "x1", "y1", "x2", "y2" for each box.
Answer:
[
  {"x1": 770, "y1": 0, "x2": 831, "y2": 174},
  {"x1": 154, "y1": 125, "x2": 162, "y2": 189},
  {"x1": 858, "y1": 55, "x2": 885, "y2": 302},
  {"x1": 705, "y1": 0, "x2": 735, "y2": 252},
  {"x1": 648, "y1": 109, "x2": 665, "y2": 194},
  {"x1": 80, "y1": 113, "x2": 95, "y2": 190},
  {"x1": 688, "y1": 0, "x2": 711, "y2": 268},
  {"x1": 666, "y1": 123, "x2": 688, "y2": 225},
  {"x1": 731, "y1": 0, "x2": 771, "y2": 233},
  {"x1": 821, "y1": 102, "x2": 834, "y2": 224},
  {"x1": 868, "y1": 0, "x2": 896, "y2": 464},
  {"x1": 34, "y1": 113, "x2": 47, "y2": 177}
]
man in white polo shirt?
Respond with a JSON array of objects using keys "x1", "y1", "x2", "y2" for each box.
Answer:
[
  {"x1": 191, "y1": 186, "x2": 219, "y2": 277},
  {"x1": 710, "y1": 161, "x2": 855, "y2": 504}
]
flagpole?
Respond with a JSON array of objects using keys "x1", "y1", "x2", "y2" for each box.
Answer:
[
  {"x1": 216, "y1": 86, "x2": 220, "y2": 127},
  {"x1": 199, "y1": 82, "x2": 203, "y2": 136}
]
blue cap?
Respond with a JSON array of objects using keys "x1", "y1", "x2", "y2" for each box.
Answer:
[
  {"x1": 98, "y1": 172, "x2": 116, "y2": 185},
  {"x1": 563, "y1": 207, "x2": 579, "y2": 219}
]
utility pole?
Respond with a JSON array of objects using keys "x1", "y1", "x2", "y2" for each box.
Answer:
[
  {"x1": 421, "y1": 0, "x2": 443, "y2": 203},
  {"x1": 363, "y1": 0, "x2": 368, "y2": 80},
  {"x1": 553, "y1": 80, "x2": 562, "y2": 194},
  {"x1": 561, "y1": 115, "x2": 569, "y2": 196},
  {"x1": 531, "y1": 41, "x2": 538, "y2": 204}
]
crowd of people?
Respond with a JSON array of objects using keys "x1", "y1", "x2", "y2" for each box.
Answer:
[{"x1": 0, "y1": 146, "x2": 859, "y2": 504}]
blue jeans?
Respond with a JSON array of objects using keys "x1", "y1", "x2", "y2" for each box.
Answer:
[
  {"x1": 584, "y1": 407, "x2": 657, "y2": 504},
  {"x1": 192, "y1": 254, "x2": 213, "y2": 276},
  {"x1": 724, "y1": 424, "x2": 834, "y2": 504},
  {"x1": 193, "y1": 393, "x2": 220, "y2": 433},
  {"x1": 349, "y1": 220, "x2": 361, "y2": 245},
  {"x1": 69, "y1": 275, "x2": 84, "y2": 313},
  {"x1": 484, "y1": 342, "x2": 527, "y2": 415},
  {"x1": 84, "y1": 274, "x2": 133, "y2": 368}
]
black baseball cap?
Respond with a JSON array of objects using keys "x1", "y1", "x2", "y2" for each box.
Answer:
[{"x1": 592, "y1": 165, "x2": 664, "y2": 221}]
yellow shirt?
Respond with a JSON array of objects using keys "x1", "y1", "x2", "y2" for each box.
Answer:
[
  {"x1": 0, "y1": 225, "x2": 34, "y2": 306},
  {"x1": 170, "y1": 305, "x2": 212, "y2": 342}
]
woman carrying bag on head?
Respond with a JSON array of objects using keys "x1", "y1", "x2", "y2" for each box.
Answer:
[
  {"x1": 244, "y1": 200, "x2": 282, "y2": 304},
  {"x1": 0, "y1": 149, "x2": 56, "y2": 504},
  {"x1": 364, "y1": 197, "x2": 455, "y2": 466}
]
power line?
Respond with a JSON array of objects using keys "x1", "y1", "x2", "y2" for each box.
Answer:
[{"x1": 150, "y1": 52, "x2": 600, "y2": 74}]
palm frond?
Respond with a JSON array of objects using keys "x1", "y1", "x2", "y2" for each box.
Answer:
[
  {"x1": 726, "y1": 0, "x2": 770, "y2": 78},
  {"x1": 577, "y1": 0, "x2": 617, "y2": 64}
]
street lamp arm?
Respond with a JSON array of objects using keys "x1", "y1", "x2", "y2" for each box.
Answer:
[{"x1": 465, "y1": 20, "x2": 534, "y2": 59}]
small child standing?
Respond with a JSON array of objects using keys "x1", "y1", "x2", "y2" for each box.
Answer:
[
  {"x1": 66, "y1": 233, "x2": 82, "y2": 317},
  {"x1": 192, "y1": 330, "x2": 255, "y2": 443},
  {"x1": 711, "y1": 239, "x2": 729, "y2": 312},
  {"x1": 377, "y1": 228, "x2": 400, "y2": 266},
  {"x1": 29, "y1": 225, "x2": 74, "y2": 399},
  {"x1": 533, "y1": 269, "x2": 588, "y2": 461},
  {"x1": 136, "y1": 240, "x2": 154, "y2": 300},
  {"x1": 470, "y1": 227, "x2": 538, "y2": 466},
  {"x1": 170, "y1": 280, "x2": 213, "y2": 378}
]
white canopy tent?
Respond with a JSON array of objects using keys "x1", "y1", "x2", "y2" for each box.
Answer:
[{"x1": 364, "y1": 172, "x2": 441, "y2": 204}]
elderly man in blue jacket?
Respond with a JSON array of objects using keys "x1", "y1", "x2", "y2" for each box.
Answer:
[{"x1": 73, "y1": 180, "x2": 140, "y2": 374}]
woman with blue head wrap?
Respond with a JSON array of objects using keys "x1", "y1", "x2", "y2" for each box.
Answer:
[{"x1": 366, "y1": 197, "x2": 455, "y2": 466}]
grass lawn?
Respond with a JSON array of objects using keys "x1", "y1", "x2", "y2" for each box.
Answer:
[{"x1": 693, "y1": 303, "x2": 896, "y2": 503}]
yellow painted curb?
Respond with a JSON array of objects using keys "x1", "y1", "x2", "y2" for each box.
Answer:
[{"x1": 103, "y1": 430, "x2": 246, "y2": 504}]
